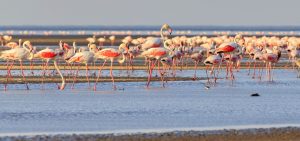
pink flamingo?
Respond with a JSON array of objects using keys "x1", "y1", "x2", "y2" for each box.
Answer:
[
  {"x1": 66, "y1": 43, "x2": 95, "y2": 89},
  {"x1": 215, "y1": 37, "x2": 242, "y2": 80},
  {"x1": 190, "y1": 50, "x2": 204, "y2": 80},
  {"x1": 262, "y1": 47, "x2": 281, "y2": 81},
  {"x1": 34, "y1": 47, "x2": 66, "y2": 90},
  {"x1": 203, "y1": 54, "x2": 222, "y2": 83},
  {"x1": 94, "y1": 48, "x2": 126, "y2": 90},
  {"x1": 223, "y1": 53, "x2": 241, "y2": 79},
  {"x1": 0, "y1": 40, "x2": 33, "y2": 90},
  {"x1": 252, "y1": 49, "x2": 264, "y2": 80},
  {"x1": 140, "y1": 24, "x2": 172, "y2": 51},
  {"x1": 141, "y1": 47, "x2": 169, "y2": 87}
]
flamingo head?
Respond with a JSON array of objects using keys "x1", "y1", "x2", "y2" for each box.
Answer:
[
  {"x1": 88, "y1": 43, "x2": 98, "y2": 53},
  {"x1": 28, "y1": 47, "x2": 37, "y2": 60},
  {"x1": 63, "y1": 43, "x2": 71, "y2": 50},
  {"x1": 162, "y1": 24, "x2": 172, "y2": 35}
]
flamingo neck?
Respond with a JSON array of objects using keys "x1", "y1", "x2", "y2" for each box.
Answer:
[
  {"x1": 53, "y1": 60, "x2": 65, "y2": 90},
  {"x1": 118, "y1": 53, "x2": 126, "y2": 64},
  {"x1": 19, "y1": 40, "x2": 22, "y2": 48},
  {"x1": 160, "y1": 26, "x2": 164, "y2": 39}
]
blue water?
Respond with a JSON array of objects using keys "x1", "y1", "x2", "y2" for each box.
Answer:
[{"x1": 1, "y1": 26, "x2": 300, "y2": 36}]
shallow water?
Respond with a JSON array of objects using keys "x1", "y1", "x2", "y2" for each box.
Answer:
[{"x1": 0, "y1": 69, "x2": 299, "y2": 134}]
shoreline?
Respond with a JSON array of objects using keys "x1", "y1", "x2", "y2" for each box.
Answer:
[{"x1": 1, "y1": 124, "x2": 300, "y2": 141}]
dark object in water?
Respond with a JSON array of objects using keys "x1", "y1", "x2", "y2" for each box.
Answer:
[
  {"x1": 205, "y1": 86, "x2": 210, "y2": 90},
  {"x1": 251, "y1": 93, "x2": 260, "y2": 97}
]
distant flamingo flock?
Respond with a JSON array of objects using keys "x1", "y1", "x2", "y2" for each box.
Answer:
[{"x1": 0, "y1": 24, "x2": 300, "y2": 90}]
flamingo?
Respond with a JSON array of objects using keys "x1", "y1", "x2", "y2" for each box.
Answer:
[
  {"x1": 33, "y1": 47, "x2": 66, "y2": 90},
  {"x1": 66, "y1": 43, "x2": 95, "y2": 89},
  {"x1": 109, "y1": 35, "x2": 116, "y2": 46},
  {"x1": 290, "y1": 47, "x2": 300, "y2": 68},
  {"x1": 223, "y1": 53, "x2": 241, "y2": 79},
  {"x1": 0, "y1": 40, "x2": 33, "y2": 90},
  {"x1": 62, "y1": 42, "x2": 76, "y2": 77},
  {"x1": 262, "y1": 47, "x2": 281, "y2": 81},
  {"x1": 140, "y1": 24, "x2": 172, "y2": 51},
  {"x1": 2, "y1": 35, "x2": 12, "y2": 45},
  {"x1": 203, "y1": 54, "x2": 223, "y2": 83},
  {"x1": 141, "y1": 47, "x2": 169, "y2": 87},
  {"x1": 118, "y1": 43, "x2": 132, "y2": 72},
  {"x1": 98, "y1": 37, "x2": 106, "y2": 49},
  {"x1": 86, "y1": 35, "x2": 96, "y2": 44},
  {"x1": 251, "y1": 49, "x2": 264, "y2": 79},
  {"x1": 190, "y1": 49, "x2": 204, "y2": 80},
  {"x1": 215, "y1": 35, "x2": 243, "y2": 81},
  {"x1": 94, "y1": 48, "x2": 126, "y2": 90}
]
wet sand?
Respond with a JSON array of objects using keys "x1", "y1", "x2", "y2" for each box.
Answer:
[
  {"x1": 2, "y1": 127, "x2": 300, "y2": 141},
  {"x1": 0, "y1": 76, "x2": 202, "y2": 83}
]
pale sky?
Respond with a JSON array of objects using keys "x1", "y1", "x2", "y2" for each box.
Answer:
[{"x1": 1, "y1": 0, "x2": 300, "y2": 26}]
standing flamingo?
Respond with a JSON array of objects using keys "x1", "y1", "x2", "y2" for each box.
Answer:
[
  {"x1": 33, "y1": 47, "x2": 66, "y2": 90},
  {"x1": 140, "y1": 24, "x2": 173, "y2": 87},
  {"x1": 215, "y1": 35, "x2": 243, "y2": 80},
  {"x1": 86, "y1": 35, "x2": 96, "y2": 44},
  {"x1": 109, "y1": 35, "x2": 116, "y2": 46},
  {"x1": 141, "y1": 47, "x2": 169, "y2": 87},
  {"x1": 0, "y1": 40, "x2": 33, "y2": 90},
  {"x1": 190, "y1": 49, "x2": 204, "y2": 80},
  {"x1": 66, "y1": 43, "x2": 95, "y2": 89},
  {"x1": 262, "y1": 47, "x2": 281, "y2": 81},
  {"x1": 94, "y1": 48, "x2": 126, "y2": 90},
  {"x1": 203, "y1": 54, "x2": 223, "y2": 83},
  {"x1": 2, "y1": 35, "x2": 12, "y2": 45},
  {"x1": 140, "y1": 24, "x2": 172, "y2": 51},
  {"x1": 290, "y1": 47, "x2": 300, "y2": 69},
  {"x1": 98, "y1": 37, "x2": 106, "y2": 49}
]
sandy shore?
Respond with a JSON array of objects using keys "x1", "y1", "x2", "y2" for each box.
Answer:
[
  {"x1": 0, "y1": 62, "x2": 293, "y2": 70},
  {"x1": 0, "y1": 76, "x2": 202, "y2": 83},
  {"x1": 1, "y1": 127, "x2": 300, "y2": 141}
]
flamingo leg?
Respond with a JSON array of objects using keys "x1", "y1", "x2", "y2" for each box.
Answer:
[
  {"x1": 205, "y1": 65, "x2": 211, "y2": 84},
  {"x1": 68, "y1": 63, "x2": 73, "y2": 80},
  {"x1": 212, "y1": 64, "x2": 217, "y2": 83},
  {"x1": 193, "y1": 61, "x2": 197, "y2": 80},
  {"x1": 292, "y1": 57, "x2": 295, "y2": 70},
  {"x1": 180, "y1": 57, "x2": 184, "y2": 71},
  {"x1": 252, "y1": 60, "x2": 256, "y2": 79},
  {"x1": 270, "y1": 63, "x2": 272, "y2": 81},
  {"x1": 247, "y1": 56, "x2": 252, "y2": 75},
  {"x1": 297, "y1": 67, "x2": 300, "y2": 78},
  {"x1": 157, "y1": 61, "x2": 165, "y2": 87},
  {"x1": 272, "y1": 63, "x2": 276, "y2": 81},
  {"x1": 7, "y1": 60, "x2": 14, "y2": 81},
  {"x1": 20, "y1": 60, "x2": 29, "y2": 90},
  {"x1": 216, "y1": 61, "x2": 223, "y2": 83},
  {"x1": 258, "y1": 62, "x2": 263, "y2": 80},
  {"x1": 171, "y1": 59, "x2": 176, "y2": 77},
  {"x1": 225, "y1": 62, "x2": 229, "y2": 79},
  {"x1": 41, "y1": 61, "x2": 47, "y2": 90},
  {"x1": 94, "y1": 60, "x2": 107, "y2": 91},
  {"x1": 4, "y1": 60, "x2": 9, "y2": 91},
  {"x1": 4, "y1": 60, "x2": 14, "y2": 91},
  {"x1": 85, "y1": 64, "x2": 90, "y2": 88},
  {"x1": 71, "y1": 63, "x2": 80, "y2": 89},
  {"x1": 29, "y1": 60, "x2": 34, "y2": 76},
  {"x1": 110, "y1": 59, "x2": 116, "y2": 90},
  {"x1": 146, "y1": 60, "x2": 157, "y2": 88},
  {"x1": 130, "y1": 55, "x2": 134, "y2": 72},
  {"x1": 229, "y1": 55, "x2": 234, "y2": 81}
]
